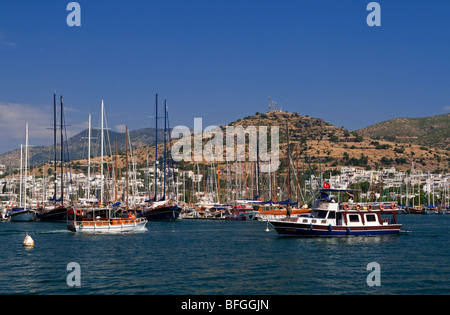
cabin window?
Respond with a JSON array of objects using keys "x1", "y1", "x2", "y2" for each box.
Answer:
[
  {"x1": 317, "y1": 210, "x2": 328, "y2": 218},
  {"x1": 366, "y1": 214, "x2": 377, "y2": 222},
  {"x1": 349, "y1": 215, "x2": 360, "y2": 222},
  {"x1": 328, "y1": 211, "x2": 336, "y2": 219}
]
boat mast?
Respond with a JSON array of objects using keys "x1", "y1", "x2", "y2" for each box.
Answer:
[
  {"x1": 24, "y1": 123, "x2": 28, "y2": 210},
  {"x1": 164, "y1": 99, "x2": 167, "y2": 200},
  {"x1": 286, "y1": 120, "x2": 291, "y2": 201},
  {"x1": 53, "y1": 93, "x2": 57, "y2": 204},
  {"x1": 87, "y1": 113, "x2": 91, "y2": 200},
  {"x1": 60, "y1": 96, "x2": 64, "y2": 205},
  {"x1": 126, "y1": 126, "x2": 129, "y2": 210},
  {"x1": 114, "y1": 140, "x2": 118, "y2": 203},
  {"x1": 19, "y1": 144, "x2": 23, "y2": 207},
  {"x1": 100, "y1": 100, "x2": 104, "y2": 205},
  {"x1": 154, "y1": 94, "x2": 158, "y2": 201},
  {"x1": 256, "y1": 134, "x2": 260, "y2": 198}
]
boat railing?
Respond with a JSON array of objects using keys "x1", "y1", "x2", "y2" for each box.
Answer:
[
  {"x1": 338, "y1": 201, "x2": 399, "y2": 211},
  {"x1": 75, "y1": 217, "x2": 146, "y2": 226}
]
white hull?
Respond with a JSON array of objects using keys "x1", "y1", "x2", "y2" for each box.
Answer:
[
  {"x1": 225, "y1": 211, "x2": 258, "y2": 221},
  {"x1": 256, "y1": 214, "x2": 303, "y2": 221},
  {"x1": 68, "y1": 217, "x2": 147, "y2": 233}
]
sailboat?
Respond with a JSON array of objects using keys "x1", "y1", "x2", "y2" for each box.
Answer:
[
  {"x1": 10, "y1": 124, "x2": 37, "y2": 222},
  {"x1": 38, "y1": 94, "x2": 72, "y2": 222},
  {"x1": 142, "y1": 95, "x2": 181, "y2": 221},
  {"x1": 67, "y1": 100, "x2": 147, "y2": 233}
]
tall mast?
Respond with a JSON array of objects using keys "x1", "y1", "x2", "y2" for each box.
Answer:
[
  {"x1": 60, "y1": 96, "x2": 64, "y2": 205},
  {"x1": 256, "y1": 134, "x2": 260, "y2": 198},
  {"x1": 114, "y1": 139, "x2": 118, "y2": 203},
  {"x1": 53, "y1": 93, "x2": 57, "y2": 204},
  {"x1": 19, "y1": 144, "x2": 23, "y2": 207},
  {"x1": 126, "y1": 126, "x2": 129, "y2": 210},
  {"x1": 154, "y1": 94, "x2": 158, "y2": 201},
  {"x1": 269, "y1": 157, "x2": 272, "y2": 200},
  {"x1": 163, "y1": 99, "x2": 167, "y2": 200},
  {"x1": 100, "y1": 100, "x2": 104, "y2": 205},
  {"x1": 87, "y1": 113, "x2": 91, "y2": 200},
  {"x1": 286, "y1": 120, "x2": 291, "y2": 201},
  {"x1": 217, "y1": 163, "x2": 221, "y2": 204},
  {"x1": 24, "y1": 123, "x2": 28, "y2": 210}
]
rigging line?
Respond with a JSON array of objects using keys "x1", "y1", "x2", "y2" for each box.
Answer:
[{"x1": 62, "y1": 105, "x2": 74, "y2": 199}]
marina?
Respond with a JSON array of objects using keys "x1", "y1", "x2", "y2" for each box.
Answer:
[{"x1": 1, "y1": 0, "x2": 450, "y2": 298}]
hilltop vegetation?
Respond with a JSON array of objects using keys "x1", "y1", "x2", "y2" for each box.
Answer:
[
  {"x1": 356, "y1": 113, "x2": 450, "y2": 150},
  {"x1": 230, "y1": 111, "x2": 449, "y2": 174}
]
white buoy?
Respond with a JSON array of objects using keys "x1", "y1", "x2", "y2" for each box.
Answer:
[
  {"x1": 265, "y1": 220, "x2": 270, "y2": 232},
  {"x1": 23, "y1": 234, "x2": 34, "y2": 247}
]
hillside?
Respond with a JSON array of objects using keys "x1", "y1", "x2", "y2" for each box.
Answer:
[
  {"x1": 227, "y1": 111, "x2": 449, "y2": 173},
  {"x1": 2, "y1": 111, "x2": 449, "y2": 175},
  {"x1": 0, "y1": 128, "x2": 164, "y2": 168},
  {"x1": 356, "y1": 113, "x2": 450, "y2": 150},
  {"x1": 136, "y1": 111, "x2": 449, "y2": 174}
]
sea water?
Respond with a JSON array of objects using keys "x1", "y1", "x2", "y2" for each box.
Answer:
[{"x1": 0, "y1": 215, "x2": 449, "y2": 295}]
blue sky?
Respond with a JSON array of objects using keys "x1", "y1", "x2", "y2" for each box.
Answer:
[{"x1": 0, "y1": 0, "x2": 449, "y2": 154}]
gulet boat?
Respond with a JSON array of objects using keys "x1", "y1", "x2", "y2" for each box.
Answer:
[{"x1": 67, "y1": 207, "x2": 147, "y2": 233}]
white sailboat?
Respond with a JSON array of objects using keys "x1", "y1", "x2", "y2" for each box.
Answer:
[{"x1": 10, "y1": 123, "x2": 37, "y2": 222}]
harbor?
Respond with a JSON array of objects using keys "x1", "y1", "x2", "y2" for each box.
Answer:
[{"x1": 1, "y1": 0, "x2": 450, "y2": 299}]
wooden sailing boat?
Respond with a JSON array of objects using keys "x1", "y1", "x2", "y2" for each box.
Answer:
[
  {"x1": 142, "y1": 95, "x2": 182, "y2": 221},
  {"x1": 67, "y1": 100, "x2": 147, "y2": 233},
  {"x1": 38, "y1": 94, "x2": 72, "y2": 222}
]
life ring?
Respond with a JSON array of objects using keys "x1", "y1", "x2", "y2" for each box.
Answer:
[
  {"x1": 367, "y1": 204, "x2": 373, "y2": 211},
  {"x1": 343, "y1": 204, "x2": 350, "y2": 210},
  {"x1": 76, "y1": 209, "x2": 82, "y2": 216},
  {"x1": 391, "y1": 203, "x2": 397, "y2": 209},
  {"x1": 379, "y1": 203, "x2": 385, "y2": 210},
  {"x1": 354, "y1": 204, "x2": 361, "y2": 211}
]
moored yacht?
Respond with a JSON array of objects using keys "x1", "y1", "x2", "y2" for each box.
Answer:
[{"x1": 9, "y1": 207, "x2": 37, "y2": 222}]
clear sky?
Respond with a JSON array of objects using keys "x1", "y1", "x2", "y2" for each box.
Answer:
[{"x1": 0, "y1": 0, "x2": 449, "y2": 154}]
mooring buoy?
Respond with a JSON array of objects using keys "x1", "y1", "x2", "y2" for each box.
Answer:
[{"x1": 23, "y1": 234, "x2": 34, "y2": 247}]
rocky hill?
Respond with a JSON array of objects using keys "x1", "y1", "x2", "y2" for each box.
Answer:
[
  {"x1": 0, "y1": 127, "x2": 164, "y2": 168},
  {"x1": 1, "y1": 111, "x2": 449, "y2": 174},
  {"x1": 356, "y1": 113, "x2": 450, "y2": 150},
  {"x1": 225, "y1": 111, "x2": 449, "y2": 173}
]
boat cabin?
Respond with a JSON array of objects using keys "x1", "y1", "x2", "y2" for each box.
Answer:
[{"x1": 302, "y1": 188, "x2": 400, "y2": 227}]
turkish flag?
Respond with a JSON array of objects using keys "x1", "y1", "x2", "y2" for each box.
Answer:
[{"x1": 323, "y1": 182, "x2": 331, "y2": 189}]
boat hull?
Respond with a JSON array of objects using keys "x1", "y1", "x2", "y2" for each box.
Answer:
[
  {"x1": 225, "y1": 211, "x2": 258, "y2": 221},
  {"x1": 67, "y1": 217, "x2": 148, "y2": 233},
  {"x1": 10, "y1": 209, "x2": 37, "y2": 222},
  {"x1": 143, "y1": 206, "x2": 181, "y2": 221},
  {"x1": 37, "y1": 206, "x2": 69, "y2": 222},
  {"x1": 270, "y1": 220, "x2": 402, "y2": 237}
]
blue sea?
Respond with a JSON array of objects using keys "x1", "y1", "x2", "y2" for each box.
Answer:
[{"x1": 0, "y1": 215, "x2": 449, "y2": 295}]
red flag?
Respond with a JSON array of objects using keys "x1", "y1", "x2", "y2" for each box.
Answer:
[{"x1": 323, "y1": 182, "x2": 331, "y2": 189}]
